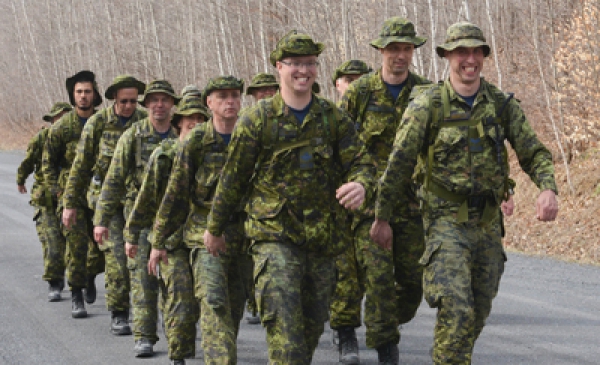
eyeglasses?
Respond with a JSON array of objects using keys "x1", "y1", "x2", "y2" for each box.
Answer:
[
  {"x1": 118, "y1": 99, "x2": 138, "y2": 105},
  {"x1": 279, "y1": 60, "x2": 319, "y2": 69}
]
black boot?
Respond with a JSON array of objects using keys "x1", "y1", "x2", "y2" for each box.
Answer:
[
  {"x1": 111, "y1": 310, "x2": 132, "y2": 335},
  {"x1": 47, "y1": 280, "x2": 62, "y2": 302},
  {"x1": 170, "y1": 359, "x2": 185, "y2": 365},
  {"x1": 338, "y1": 327, "x2": 360, "y2": 365},
  {"x1": 376, "y1": 342, "x2": 399, "y2": 365},
  {"x1": 71, "y1": 289, "x2": 87, "y2": 318},
  {"x1": 83, "y1": 275, "x2": 96, "y2": 304}
]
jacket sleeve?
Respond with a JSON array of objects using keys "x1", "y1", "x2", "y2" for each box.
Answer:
[
  {"x1": 17, "y1": 131, "x2": 42, "y2": 185},
  {"x1": 42, "y1": 122, "x2": 64, "y2": 197}
]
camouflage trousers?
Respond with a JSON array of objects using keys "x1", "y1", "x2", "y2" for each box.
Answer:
[
  {"x1": 59, "y1": 206, "x2": 104, "y2": 289},
  {"x1": 130, "y1": 228, "x2": 159, "y2": 343},
  {"x1": 329, "y1": 240, "x2": 362, "y2": 329},
  {"x1": 241, "y1": 254, "x2": 257, "y2": 316},
  {"x1": 253, "y1": 241, "x2": 334, "y2": 365},
  {"x1": 192, "y1": 247, "x2": 250, "y2": 365},
  {"x1": 159, "y1": 247, "x2": 199, "y2": 360},
  {"x1": 101, "y1": 211, "x2": 130, "y2": 312},
  {"x1": 34, "y1": 205, "x2": 67, "y2": 282},
  {"x1": 421, "y1": 213, "x2": 505, "y2": 365}
]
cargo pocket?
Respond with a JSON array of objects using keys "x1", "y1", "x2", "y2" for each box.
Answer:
[{"x1": 254, "y1": 256, "x2": 276, "y2": 323}]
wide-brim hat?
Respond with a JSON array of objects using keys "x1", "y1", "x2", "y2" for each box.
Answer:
[
  {"x1": 270, "y1": 30, "x2": 325, "y2": 67},
  {"x1": 43, "y1": 102, "x2": 72, "y2": 122},
  {"x1": 171, "y1": 96, "x2": 211, "y2": 129},
  {"x1": 246, "y1": 73, "x2": 279, "y2": 95},
  {"x1": 332, "y1": 60, "x2": 372, "y2": 85},
  {"x1": 436, "y1": 22, "x2": 490, "y2": 58},
  {"x1": 104, "y1": 75, "x2": 145, "y2": 100},
  {"x1": 202, "y1": 76, "x2": 244, "y2": 105},
  {"x1": 180, "y1": 84, "x2": 202, "y2": 99},
  {"x1": 65, "y1": 70, "x2": 103, "y2": 107},
  {"x1": 139, "y1": 80, "x2": 180, "y2": 107},
  {"x1": 370, "y1": 17, "x2": 427, "y2": 49}
]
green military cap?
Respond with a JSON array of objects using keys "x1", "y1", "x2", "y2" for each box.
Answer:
[
  {"x1": 104, "y1": 75, "x2": 145, "y2": 100},
  {"x1": 180, "y1": 84, "x2": 202, "y2": 98},
  {"x1": 139, "y1": 79, "x2": 180, "y2": 107},
  {"x1": 269, "y1": 30, "x2": 325, "y2": 67},
  {"x1": 331, "y1": 60, "x2": 372, "y2": 86},
  {"x1": 171, "y1": 96, "x2": 211, "y2": 129},
  {"x1": 42, "y1": 102, "x2": 72, "y2": 122},
  {"x1": 65, "y1": 70, "x2": 103, "y2": 107},
  {"x1": 436, "y1": 22, "x2": 490, "y2": 58},
  {"x1": 246, "y1": 73, "x2": 279, "y2": 95},
  {"x1": 370, "y1": 17, "x2": 427, "y2": 49},
  {"x1": 202, "y1": 76, "x2": 244, "y2": 105}
]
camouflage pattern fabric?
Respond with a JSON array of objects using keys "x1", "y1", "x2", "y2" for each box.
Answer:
[
  {"x1": 329, "y1": 236, "x2": 362, "y2": 329},
  {"x1": 331, "y1": 60, "x2": 372, "y2": 85},
  {"x1": 103, "y1": 211, "x2": 130, "y2": 312},
  {"x1": 204, "y1": 92, "x2": 375, "y2": 363},
  {"x1": 246, "y1": 73, "x2": 278, "y2": 95},
  {"x1": 369, "y1": 16, "x2": 427, "y2": 50},
  {"x1": 43, "y1": 102, "x2": 73, "y2": 122},
  {"x1": 332, "y1": 70, "x2": 430, "y2": 345},
  {"x1": 202, "y1": 76, "x2": 244, "y2": 106},
  {"x1": 375, "y1": 78, "x2": 557, "y2": 364},
  {"x1": 436, "y1": 21, "x2": 491, "y2": 57},
  {"x1": 269, "y1": 30, "x2": 325, "y2": 66}
]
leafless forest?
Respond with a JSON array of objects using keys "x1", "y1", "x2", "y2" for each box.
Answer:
[{"x1": 2, "y1": 0, "x2": 599, "y2": 170}]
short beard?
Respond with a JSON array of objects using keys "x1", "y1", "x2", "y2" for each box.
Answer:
[{"x1": 78, "y1": 104, "x2": 92, "y2": 111}]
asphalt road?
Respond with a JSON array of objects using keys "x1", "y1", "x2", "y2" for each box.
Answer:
[{"x1": 1, "y1": 150, "x2": 599, "y2": 364}]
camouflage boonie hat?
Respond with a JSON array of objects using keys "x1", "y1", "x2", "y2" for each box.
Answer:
[
  {"x1": 370, "y1": 17, "x2": 427, "y2": 49},
  {"x1": 139, "y1": 80, "x2": 180, "y2": 107},
  {"x1": 269, "y1": 30, "x2": 325, "y2": 66},
  {"x1": 65, "y1": 70, "x2": 103, "y2": 107},
  {"x1": 43, "y1": 102, "x2": 72, "y2": 122},
  {"x1": 202, "y1": 76, "x2": 244, "y2": 105},
  {"x1": 436, "y1": 22, "x2": 490, "y2": 58},
  {"x1": 332, "y1": 60, "x2": 372, "y2": 86},
  {"x1": 180, "y1": 84, "x2": 202, "y2": 98},
  {"x1": 246, "y1": 73, "x2": 279, "y2": 95},
  {"x1": 171, "y1": 96, "x2": 211, "y2": 129},
  {"x1": 104, "y1": 75, "x2": 145, "y2": 99}
]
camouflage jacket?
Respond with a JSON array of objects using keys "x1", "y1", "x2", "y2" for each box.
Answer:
[
  {"x1": 206, "y1": 92, "x2": 376, "y2": 257},
  {"x1": 341, "y1": 70, "x2": 431, "y2": 221},
  {"x1": 376, "y1": 78, "x2": 558, "y2": 221},
  {"x1": 17, "y1": 127, "x2": 49, "y2": 206},
  {"x1": 93, "y1": 118, "x2": 177, "y2": 228},
  {"x1": 124, "y1": 138, "x2": 183, "y2": 248},
  {"x1": 42, "y1": 109, "x2": 97, "y2": 203},
  {"x1": 63, "y1": 106, "x2": 147, "y2": 210},
  {"x1": 152, "y1": 120, "x2": 246, "y2": 252}
]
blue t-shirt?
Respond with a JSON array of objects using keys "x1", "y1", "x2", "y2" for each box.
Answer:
[
  {"x1": 78, "y1": 116, "x2": 88, "y2": 126},
  {"x1": 458, "y1": 92, "x2": 477, "y2": 108},
  {"x1": 288, "y1": 98, "x2": 313, "y2": 126},
  {"x1": 384, "y1": 80, "x2": 407, "y2": 101},
  {"x1": 219, "y1": 133, "x2": 232, "y2": 146},
  {"x1": 117, "y1": 114, "x2": 133, "y2": 127},
  {"x1": 157, "y1": 128, "x2": 172, "y2": 140}
]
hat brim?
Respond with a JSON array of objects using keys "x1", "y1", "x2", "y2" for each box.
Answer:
[
  {"x1": 105, "y1": 80, "x2": 146, "y2": 99},
  {"x1": 171, "y1": 109, "x2": 211, "y2": 128},
  {"x1": 140, "y1": 92, "x2": 180, "y2": 107},
  {"x1": 370, "y1": 36, "x2": 427, "y2": 49},
  {"x1": 270, "y1": 43, "x2": 325, "y2": 66},
  {"x1": 436, "y1": 40, "x2": 490, "y2": 58},
  {"x1": 66, "y1": 71, "x2": 103, "y2": 107},
  {"x1": 246, "y1": 83, "x2": 279, "y2": 95},
  {"x1": 42, "y1": 115, "x2": 52, "y2": 122}
]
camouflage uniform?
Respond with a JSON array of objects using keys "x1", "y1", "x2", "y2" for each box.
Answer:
[
  {"x1": 375, "y1": 22, "x2": 558, "y2": 365},
  {"x1": 332, "y1": 60, "x2": 372, "y2": 87},
  {"x1": 153, "y1": 76, "x2": 250, "y2": 365},
  {"x1": 64, "y1": 75, "x2": 147, "y2": 319},
  {"x1": 205, "y1": 32, "x2": 376, "y2": 365},
  {"x1": 17, "y1": 102, "x2": 72, "y2": 289}
]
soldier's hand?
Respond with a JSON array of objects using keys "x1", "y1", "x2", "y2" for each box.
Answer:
[
  {"x1": 148, "y1": 248, "x2": 168, "y2": 276},
  {"x1": 536, "y1": 189, "x2": 558, "y2": 222},
  {"x1": 62, "y1": 208, "x2": 77, "y2": 229},
  {"x1": 17, "y1": 185, "x2": 27, "y2": 194},
  {"x1": 125, "y1": 242, "x2": 138, "y2": 259},
  {"x1": 204, "y1": 230, "x2": 226, "y2": 257},
  {"x1": 370, "y1": 219, "x2": 393, "y2": 250},
  {"x1": 94, "y1": 226, "x2": 109, "y2": 245},
  {"x1": 501, "y1": 195, "x2": 515, "y2": 217},
  {"x1": 336, "y1": 182, "x2": 366, "y2": 211}
]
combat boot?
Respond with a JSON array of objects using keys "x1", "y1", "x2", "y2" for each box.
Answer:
[
  {"x1": 170, "y1": 359, "x2": 185, "y2": 365},
  {"x1": 134, "y1": 338, "x2": 154, "y2": 357},
  {"x1": 111, "y1": 310, "x2": 132, "y2": 335},
  {"x1": 376, "y1": 342, "x2": 399, "y2": 365},
  {"x1": 83, "y1": 274, "x2": 96, "y2": 304},
  {"x1": 338, "y1": 327, "x2": 360, "y2": 365},
  {"x1": 71, "y1": 289, "x2": 87, "y2": 318},
  {"x1": 47, "y1": 280, "x2": 62, "y2": 302}
]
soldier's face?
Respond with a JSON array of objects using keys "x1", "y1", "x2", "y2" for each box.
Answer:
[
  {"x1": 51, "y1": 111, "x2": 68, "y2": 124},
  {"x1": 207, "y1": 89, "x2": 241, "y2": 121},
  {"x1": 114, "y1": 87, "x2": 139, "y2": 118},
  {"x1": 277, "y1": 55, "x2": 318, "y2": 96},
  {"x1": 335, "y1": 74, "x2": 362, "y2": 97},
  {"x1": 178, "y1": 114, "x2": 204, "y2": 140},
  {"x1": 145, "y1": 93, "x2": 175, "y2": 123},
  {"x1": 74, "y1": 82, "x2": 94, "y2": 111},
  {"x1": 252, "y1": 86, "x2": 278, "y2": 101},
  {"x1": 445, "y1": 46, "x2": 484, "y2": 86},
  {"x1": 380, "y1": 42, "x2": 414, "y2": 77}
]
